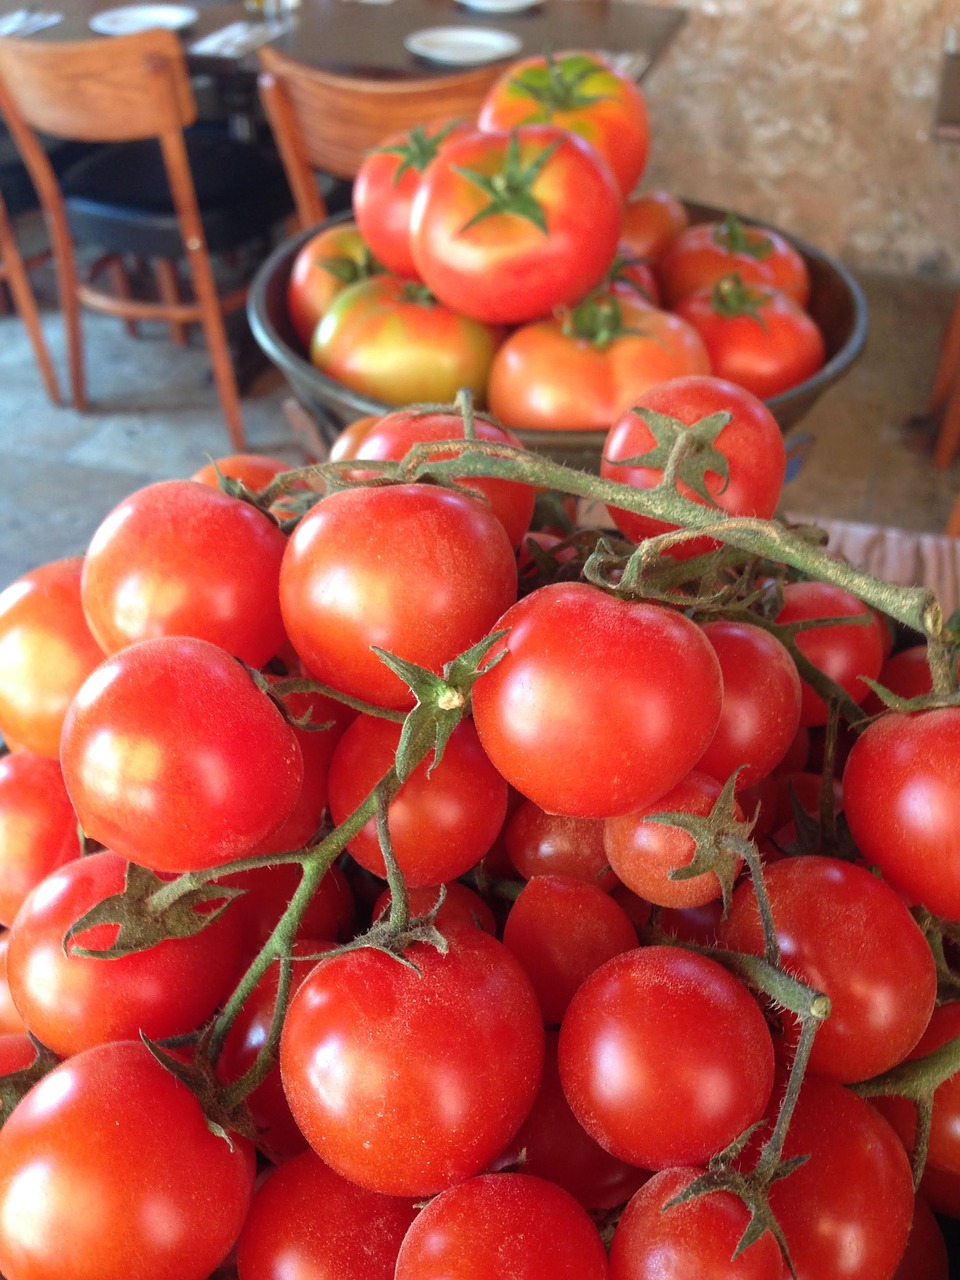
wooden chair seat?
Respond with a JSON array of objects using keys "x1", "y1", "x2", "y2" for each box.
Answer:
[
  {"x1": 0, "y1": 29, "x2": 294, "y2": 449},
  {"x1": 257, "y1": 44, "x2": 505, "y2": 228}
]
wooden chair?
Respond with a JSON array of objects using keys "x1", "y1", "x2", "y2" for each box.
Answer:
[
  {"x1": 0, "y1": 30, "x2": 293, "y2": 449},
  {"x1": 0, "y1": 184, "x2": 59, "y2": 403},
  {"x1": 257, "y1": 45, "x2": 504, "y2": 229},
  {"x1": 928, "y1": 293, "x2": 960, "y2": 469}
]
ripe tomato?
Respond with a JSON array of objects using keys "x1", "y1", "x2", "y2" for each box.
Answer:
[
  {"x1": 675, "y1": 274, "x2": 826, "y2": 399},
  {"x1": 190, "y1": 452, "x2": 292, "y2": 492},
  {"x1": 504, "y1": 799, "x2": 616, "y2": 891},
  {"x1": 236, "y1": 1148, "x2": 419, "y2": 1280},
  {"x1": 600, "y1": 375, "x2": 787, "y2": 558},
  {"x1": 487, "y1": 295, "x2": 710, "y2": 433},
  {"x1": 620, "y1": 188, "x2": 690, "y2": 261},
  {"x1": 610, "y1": 1166, "x2": 785, "y2": 1279},
  {"x1": 558, "y1": 945, "x2": 775, "y2": 1170},
  {"x1": 80, "y1": 479, "x2": 289, "y2": 669},
  {"x1": 353, "y1": 118, "x2": 474, "y2": 279},
  {"x1": 842, "y1": 707, "x2": 960, "y2": 919},
  {"x1": 60, "y1": 636, "x2": 304, "y2": 873},
  {"x1": 0, "y1": 1039, "x2": 256, "y2": 1280},
  {"x1": 286, "y1": 219, "x2": 381, "y2": 349},
  {"x1": 657, "y1": 213, "x2": 811, "y2": 309},
  {"x1": 603, "y1": 771, "x2": 745, "y2": 909},
  {"x1": 394, "y1": 1172, "x2": 611, "y2": 1280},
  {"x1": 372, "y1": 880, "x2": 497, "y2": 935},
  {"x1": 478, "y1": 51, "x2": 650, "y2": 196},
  {"x1": 280, "y1": 483, "x2": 518, "y2": 711},
  {"x1": 775, "y1": 580, "x2": 886, "y2": 726},
  {"x1": 719, "y1": 854, "x2": 937, "y2": 1082},
  {"x1": 311, "y1": 275, "x2": 501, "y2": 407},
  {"x1": 0, "y1": 936, "x2": 26, "y2": 1035},
  {"x1": 696, "y1": 619, "x2": 803, "y2": 788},
  {"x1": 328, "y1": 714, "x2": 508, "y2": 887},
  {"x1": 0, "y1": 558, "x2": 104, "y2": 758},
  {"x1": 409, "y1": 124, "x2": 622, "y2": 325},
  {"x1": 0, "y1": 751, "x2": 78, "y2": 927},
  {"x1": 861, "y1": 643, "x2": 935, "y2": 716},
  {"x1": 890, "y1": 1196, "x2": 949, "y2": 1280},
  {"x1": 6, "y1": 850, "x2": 245, "y2": 1058},
  {"x1": 280, "y1": 922, "x2": 544, "y2": 1196},
  {"x1": 471, "y1": 582, "x2": 723, "y2": 819}
]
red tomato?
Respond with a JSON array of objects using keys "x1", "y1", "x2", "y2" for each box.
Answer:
[
  {"x1": 394, "y1": 1172, "x2": 611, "y2": 1280},
  {"x1": 236, "y1": 1148, "x2": 419, "y2": 1280},
  {"x1": 286, "y1": 219, "x2": 381, "y2": 349},
  {"x1": 280, "y1": 923, "x2": 544, "y2": 1196},
  {"x1": 280, "y1": 483, "x2": 518, "y2": 711},
  {"x1": 775, "y1": 580, "x2": 886, "y2": 726},
  {"x1": 60, "y1": 636, "x2": 303, "y2": 873},
  {"x1": 620, "y1": 188, "x2": 690, "y2": 261},
  {"x1": 487, "y1": 295, "x2": 710, "y2": 433},
  {"x1": 891, "y1": 1196, "x2": 949, "y2": 1280},
  {"x1": 0, "y1": 751, "x2": 78, "y2": 927},
  {"x1": 471, "y1": 582, "x2": 723, "y2": 819},
  {"x1": 80, "y1": 479, "x2": 289, "y2": 669},
  {"x1": 409, "y1": 124, "x2": 622, "y2": 325},
  {"x1": 6, "y1": 850, "x2": 244, "y2": 1058},
  {"x1": 311, "y1": 274, "x2": 501, "y2": 407},
  {"x1": 351, "y1": 407, "x2": 536, "y2": 547},
  {"x1": 719, "y1": 854, "x2": 937, "y2": 1082},
  {"x1": 502, "y1": 874, "x2": 638, "y2": 1024},
  {"x1": 0, "y1": 935, "x2": 26, "y2": 1035},
  {"x1": 353, "y1": 118, "x2": 474, "y2": 279},
  {"x1": 0, "y1": 1039, "x2": 256, "y2": 1280},
  {"x1": 675, "y1": 274, "x2": 826, "y2": 399},
  {"x1": 696, "y1": 619, "x2": 803, "y2": 788},
  {"x1": 372, "y1": 880, "x2": 497, "y2": 935},
  {"x1": 601, "y1": 375, "x2": 787, "y2": 558},
  {"x1": 558, "y1": 945, "x2": 774, "y2": 1169},
  {"x1": 478, "y1": 51, "x2": 650, "y2": 196},
  {"x1": 843, "y1": 707, "x2": 960, "y2": 919},
  {"x1": 860, "y1": 643, "x2": 935, "y2": 716},
  {"x1": 0, "y1": 558, "x2": 104, "y2": 758},
  {"x1": 190, "y1": 452, "x2": 292, "y2": 492},
  {"x1": 328, "y1": 714, "x2": 508, "y2": 887},
  {"x1": 603, "y1": 771, "x2": 745, "y2": 909},
  {"x1": 504, "y1": 799, "x2": 616, "y2": 891},
  {"x1": 610, "y1": 1166, "x2": 785, "y2": 1279},
  {"x1": 657, "y1": 213, "x2": 811, "y2": 309},
  {"x1": 221, "y1": 861, "x2": 354, "y2": 966}
]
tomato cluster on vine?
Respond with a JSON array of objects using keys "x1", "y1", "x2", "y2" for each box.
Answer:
[{"x1": 0, "y1": 375, "x2": 958, "y2": 1280}]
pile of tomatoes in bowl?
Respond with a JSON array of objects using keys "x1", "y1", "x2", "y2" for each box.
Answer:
[
  {"x1": 0, "y1": 364, "x2": 958, "y2": 1279},
  {"x1": 275, "y1": 49, "x2": 849, "y2": 444}
]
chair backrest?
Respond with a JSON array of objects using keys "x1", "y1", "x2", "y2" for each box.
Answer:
[{"x1": 257, "y1": 44, "x2": 504, "y2": 225}]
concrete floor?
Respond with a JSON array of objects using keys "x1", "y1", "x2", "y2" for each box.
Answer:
[{"x1": 0, "y1": 264, "x2": 958, "y2": 590}]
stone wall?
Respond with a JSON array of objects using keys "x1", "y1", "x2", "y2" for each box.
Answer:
[{"x1": 638, "y1": 0, "x2": 960, "y2": 278}]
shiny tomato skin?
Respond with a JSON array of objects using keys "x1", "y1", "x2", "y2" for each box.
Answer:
[
  {"x1": 601, "y1": 375, "x2": 787, "y2": 557},
  {"x1": 0, "y1": 1039, "x2": 256, "y2": 1280},
  {"x1": 0, "y1": 558, "x2": 104, "y2": 758},
  {"x1": 658, "y1": 217, "x2": 811, "y2": 309},
  {"x1": 60, "y1": 636, "x2": 303, "y2": 873},
  {"x1": 328, "y1": 714, "x2": 508, "y2": 887},
  {"x1": 675, "y1": 279, "x2": 826, "y2": 399},
  {"x1": 280, "y1": 483, "x2": 518, "y2": 711},
  {"x1": 352, "y1": 408, "x2": 536, "y2": 547},
  {"x1": 286, "y1": 220, "x2": 380, "y2": 348},
  {"x1": 478, "y1": 51, "x2": 650, "y2": 196},
  {"x1": 236, "y1": 1147, "x2": 419, "y2": 1280},
  {"x1": 558, "y1": 945, "x2": 775, "y2": 1170},
  {"x1": 471, "y1": 582, "x2": 723, "y2": 819},
  {"x1": 843, "y1": 707, "x2": 960, "y2": 920},
  {"x1": 504, "y1": 799, "x2": 616, "y2": 891},
  {"x1": 6, "y1": 850, "x2": 244, "y2": 1058},
  {"x1": 394, "y1": 1172, "x2": 611, "y2": 1280},
  {"x1": 280, "y1": 922, "x2": 544, "y2": 1197},
  {"x1": 487, "y1": 300, "x2": 710, "y2": 433},
  {"x1": 410, "y1": 124, "x2": 622, "y2": 325},
  {"x1": 718, "y1": 854, "x2": 937, "y2": 1083},
  {"x1": 0, "y1": 751, "x2": 78, "y2": 927},
  {"x1": 80, "y1": 479, "x2": 289, "y2": 669},
  {"x1": 610, "y1": 1166, "x2": 785, "y2": 1280}
]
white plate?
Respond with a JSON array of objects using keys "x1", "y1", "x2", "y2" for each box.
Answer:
[
  {"x1": 89, "y1": 4, "x2": 199, "y2": 35},
  {"x1": 404, "y1": 25, "x2": 521, "y2": 65},
  {"x1": 457, "y1": 0, "x2": 542, "y2": 13}
]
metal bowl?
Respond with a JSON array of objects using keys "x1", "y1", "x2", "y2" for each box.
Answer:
[{"x1": 248, "y1": 203, "x2": 868, "y2": 468}]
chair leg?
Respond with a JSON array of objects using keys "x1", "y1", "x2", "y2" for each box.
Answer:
[
  {"x1": 185, "y1": 247, "x2": 247, "y2": 450},
  {"x1": 44, "y1": 206, "x2": 87, "y2": 410},
  {"x1": 105, "y1": 255, "x2": 138, "y2": 338},
  {"x1": 930, "y1": 291, "x2": 960, "y2": 414},
  {"x1": 934, "y1": 364, "x2": 960, "y2": 470},
  {"x1": 152, "y1": 258, "x2": 188, "y2": 345},
  {"x1": 0, "y1": 209, "x2": 61, "y2": 406}
]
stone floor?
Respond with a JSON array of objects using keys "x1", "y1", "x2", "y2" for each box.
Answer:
[{"x1": 0, "y1": 264, "x2": 958, "y2": 590}]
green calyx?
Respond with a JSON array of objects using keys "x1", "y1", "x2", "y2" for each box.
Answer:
[
  {"x1": 714, "y1": 212, "x2": 773, "y2": 260},
  {"x1": 710, "y1": 272, "x2": 770, "y2": 325},
  {"x1": 508, "y1": 52, "x2": 614, "y2": 115},
  {"x1": 453, "y1": 132, "x2": 562, "y2": 236}
]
